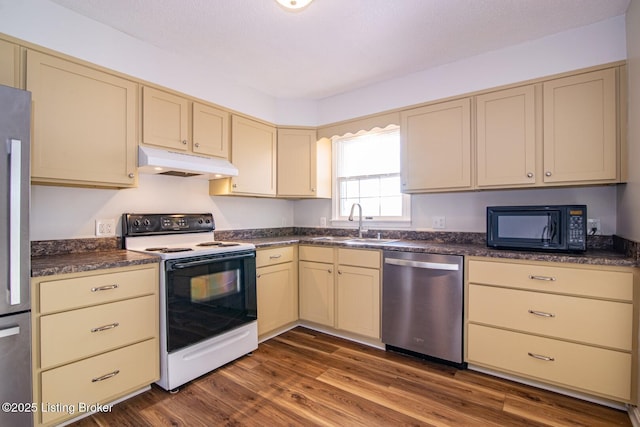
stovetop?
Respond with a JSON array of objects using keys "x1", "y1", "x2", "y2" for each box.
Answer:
[{"x1": 122, "y1": 213, "x2": 255, "y2": 259}]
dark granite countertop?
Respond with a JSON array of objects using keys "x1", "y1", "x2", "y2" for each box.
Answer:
[
  {"x1": 31, "y1": 250, "x2": 160, "y2": 277},
  {"x1": 245, "y1": 235, "x2": 639, "y2": 267},
  {"x1": 29, "y1": 230, "x2": 638, "y2": 278}
]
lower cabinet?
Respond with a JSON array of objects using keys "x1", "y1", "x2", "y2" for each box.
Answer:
[
  {"x1": 299, "y1": 245, "x2": 381, "y2": 340},
  {"x1": 466, "y1": 257, "x2": 636, "y2": 403},
  {"x1": 31, "y1": 264, "x2": 160, "y2": 426},
  {"x1": 256, "y1": 246, "x2": 298, "y2": 338}
]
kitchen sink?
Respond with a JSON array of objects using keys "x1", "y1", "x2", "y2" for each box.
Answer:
[
  {"x1": 310, "y1": 236, "x2": 400, "y2": 245},
  {"x1": 344, "y1": 238, "x2": 400, "y2": 245},
  {"x1": 310, "y1": 236, "x2": 351, "y2": 241}
]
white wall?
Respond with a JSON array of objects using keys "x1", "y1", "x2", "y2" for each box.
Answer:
[
  {"x1": 294, "y1": 186, "x2": 618, "y2": 233},
  {"x1": 317, "y1": 16, "x2": 627, "y2": 125},
  {"x1": 30, "y1": 175, "x2": 294, "y2": 240},
  {"x1": 618, "y1": 0, "x2": 640, "y2": 242}
]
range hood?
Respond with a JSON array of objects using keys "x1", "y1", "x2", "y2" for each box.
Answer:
[{"x1": 138, "y1": 146, "x2": 238, "y2": 178}]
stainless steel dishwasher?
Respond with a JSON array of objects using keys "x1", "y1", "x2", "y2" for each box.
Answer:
[{"x1": 382, "y1": 250, "x2": 464, "y2": 365}]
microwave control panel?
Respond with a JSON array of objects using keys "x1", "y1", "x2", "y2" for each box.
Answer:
[{"x1": 567, "y1": 209, "x2": 586, "y2": 249}]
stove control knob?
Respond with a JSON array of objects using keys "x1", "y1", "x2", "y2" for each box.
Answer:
[
  {"x1": 133, "y1": 219, "x2": 141, "y2": 227},
  {"x1": 198, "y1": 218, "x2": 204, "y2": 224},
  {"x1": 143, "y1": 219, "x2": 151, "y2": 227}
]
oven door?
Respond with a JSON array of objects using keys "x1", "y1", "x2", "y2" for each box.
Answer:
[{"x1": 165, "y1": 250, "x2": 256, "y2": 353}]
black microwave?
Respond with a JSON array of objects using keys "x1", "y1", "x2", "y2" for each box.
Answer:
[{"x1": 487, "y1": 205, "x2": 587, "y2": 253}]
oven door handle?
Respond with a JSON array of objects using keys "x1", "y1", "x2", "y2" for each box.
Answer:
[{"x1": 170, "y1": 253, "x2": 255, "y2": 270}]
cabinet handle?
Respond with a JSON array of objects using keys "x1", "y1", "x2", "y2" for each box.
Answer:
[
  {"x1": 527, "y1": 352, "x2": 555, "y2": 362},
  {"x1": 91, "y1": 370, "x2": 120, "y2": 383},
  {"x1": 91, "y1": 284, "x2": 119, "y2": 292},
  {"x1": 128, "y1": 173, "x2": 135, "y2": 179},
  {"x1": 327, "y1": 269, "x2": 332, "y2": 273},
  {"x1": 232, "y1": 184, "x2": 238, "y2": 188},
  {"x1": 545, "y1": 171, "x2": 552, "y2": 177},
  {"x1": 311, "y1": 188, "x2": 316, "y2": 192},
  {"x1": 269, "y1": 254, "x2": 282, "y2": 259},
  {"x1": 528, "y1": 309, "x2": 555, "y2": 318},
  {"x1": 91, "y1": 322, "x2": 120, "y2": 333},
  {"x1": 337, "y1": 270, "x2": 342, "y2": 275},
  {"x1": 256, "y1": 274, "x2": 261, "y2": 279},
  {"x1": 182, "y1": 140, "x2": 188, "y2": 145},
  {"x1": 526, "y1": 173, "x2": 533, "y2": 178},
  {"x1": 194, "y1": 142, "x2": 200, "y2": 148},
  {"x1": 528, "y1": 275, "x2": 556, "y2": 282}
]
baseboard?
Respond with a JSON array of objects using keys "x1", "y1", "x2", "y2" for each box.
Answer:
[{"x1": 629, "y1": 405, "x2": 640, "y2": 427}]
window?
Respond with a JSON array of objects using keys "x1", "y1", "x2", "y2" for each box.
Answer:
[{"x1": 332, "y1": 126, "x2": 410, "y2": 223}]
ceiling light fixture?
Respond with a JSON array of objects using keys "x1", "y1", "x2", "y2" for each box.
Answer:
[{"x1": 276, "y1": 0, "x2": 313, "y2": 11}]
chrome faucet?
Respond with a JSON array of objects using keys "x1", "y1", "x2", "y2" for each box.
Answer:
[{"x1": 348, "y1": 203, "x2": 367, "y2": 238}]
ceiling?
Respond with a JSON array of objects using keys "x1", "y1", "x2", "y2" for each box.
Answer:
[{"x1": 49, "y1": 0, "x2": 630, "y2": 100}]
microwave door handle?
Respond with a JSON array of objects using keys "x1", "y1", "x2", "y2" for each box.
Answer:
[{"x1": 8, "y1": 139, "x2": 22, "y2": 305}]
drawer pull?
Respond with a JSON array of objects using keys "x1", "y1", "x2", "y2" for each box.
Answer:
[
  {"x1": 91, "y1": 284, "x2": 119, "y2": 292},
  {"x1": 91, "y1": 370, "x2": 120, "y2": 383},
  {"x1": 269, "y1": 254, "x2": 282, "y2": 259},
  {"x1": 528, "y1": 310, "x2": 555, "y2": 318},
  {"x1": 527, "y1": 352, "x2": 555, "y2": 362},
  {"x1": 91, "y1": 322, "x2": 120, "y2": 333},
  {"x1": 528, "y1": 275, "x2": 556, "y2": 282}
]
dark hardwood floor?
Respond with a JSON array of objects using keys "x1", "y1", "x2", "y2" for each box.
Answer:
[{"x1": 73, "y1": 327, "x2": 631, "y2": 426}]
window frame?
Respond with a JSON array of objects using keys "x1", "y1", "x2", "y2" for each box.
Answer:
[{"x1": 331, "y1": 126, "x2": 411, "y2": 227}]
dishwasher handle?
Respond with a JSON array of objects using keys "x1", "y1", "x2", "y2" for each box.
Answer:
[{"x1": 384, "y1": 257, "x2": 460, "y2": 271}]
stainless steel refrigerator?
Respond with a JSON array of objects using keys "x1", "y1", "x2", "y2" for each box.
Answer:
[{"x1": 0, "y1": 84, "x2": 32, "y2": 427}]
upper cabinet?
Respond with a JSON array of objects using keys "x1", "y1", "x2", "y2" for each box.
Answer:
[
  {"x1": 27, "y1": 50, "x2": 138, "y2": 188},
  {"x1": 542, "y1": 68, "x2": 618, "y2": 184},
  {"x1": 400, "y1": 98, "x2": 472, "y2": 192},
  {"x1": 474, "y1": 67, "x2": 623, "y2": 190},
  {"x1": 277, "y1": 128, "x2": 331, "y2": 198},
  {"x1": 476, "y1": 85, "x2": 538, "y2": 188},
  {"x1": 0, "y1": 39, "x2": 21, "y2": 88},
  {"x1": 210, "y1": 115, "x2": 277, "y2": 197},
  {"x1": 141, "y1": 86, "x2": 229, "y2": 159}
]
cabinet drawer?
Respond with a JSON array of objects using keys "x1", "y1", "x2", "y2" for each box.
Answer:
[
  {"x1": 468, "y1": 285, "x2": 632, "y2": 350},
  {"x1": 299, "y1": 245, "x2": 334, "y2": 263},
  {"x1": 38, "y1": 266, "x2": 158, "y2": 314},
  {"x1": 467, "y1": 324, "x2": 631, "y2": 401},
  {"x1": 338, "y1": 248, "x2": 380, "y2": 269},
  {"x1": 468, "y1": 260, "x2": 632, "y2": 301},
  {"x1": 40, "y1": 295, "x2": 157, "y2": 369},
  {"x1": 40, "y1": 339, "x2": 158, "y2": 425},
  {"x1": 256, "y1": 246, "x2": 294, "y2": 267}
]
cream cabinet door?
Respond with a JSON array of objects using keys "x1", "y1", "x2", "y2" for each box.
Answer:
[
  {"x1": 142, "y1": 86, "x2": 189, "y2": 151},
  {"x1": 400, "y1": 98, "x2": 471, "y2": 192},
  {"x1": 476, "y1": 85, "x2": 537, "y2": 187},
  {"x1": 276, "y1": 128, "x2": 331, "y2": 198},
  {"x1": 543, "y1": 69, "x2": 617, "y2": 184},
  {"x1": 229, "y1": 115, "x2": 277, "y2": 196},
  {"x1": 27, "y1": 50, "x2": 137, "y2": 188},
  {"x1": 193, "y1": 102, "x2": 229, "y2": 159},
  {"x1": 299, "y1": 261, "x2": 334, "y2": 327},
  {"x1": 0, "y1": 39, "x2": 20, "y2": 88},
  {"x1": 336, "y1": 265, "x2": 380, "y2": 339},
  {"x1": 256, "y1": 262, "x2": 298, "y2": 336}
]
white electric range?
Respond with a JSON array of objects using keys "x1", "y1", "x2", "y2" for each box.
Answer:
[{"x1": 122, "y1": 213, "x2": 257, "y2": 391}]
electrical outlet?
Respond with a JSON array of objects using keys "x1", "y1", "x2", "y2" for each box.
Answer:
[
  {"x1": 432, "y1": 216, "x2": 446, "y2": 230},
  {"x1": 320, "y1": 217, "x2": 327, "y2": 227},
  {"x1": 587, "y1": 218, "x2": 601, "y2": 236},
  {"x1": 95, "y1": 219, "x2": 116, "y2": 237}
]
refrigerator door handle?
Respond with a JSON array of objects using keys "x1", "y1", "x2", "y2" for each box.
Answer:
[{"x1": 8, "y1": 138, "x2": 22, "y2": 306}]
